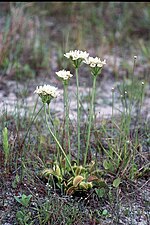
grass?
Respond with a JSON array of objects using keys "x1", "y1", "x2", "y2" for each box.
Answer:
[{"x1": 0, "y1": 2, "x2": 150, "y2": 225}]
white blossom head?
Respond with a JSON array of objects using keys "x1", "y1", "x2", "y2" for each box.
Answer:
[
  {"x1": 55, "y1": 69, "x2": 73, "y2": 82},
  {"x1": 64, "y1": 50, "x2": 89, "y2": 61},
  {"x1": 64, "y1": 50, "x2": 89, "y2": 68},
  {"x1": 34, "y1": 84, "x2": 59, "y2": 104},
  {"x1": 84, "y1": 56, "x2": 106, "y2": 68},
  {"x1": 83, "y1": 56, "x2": 106, "y2": 76}
]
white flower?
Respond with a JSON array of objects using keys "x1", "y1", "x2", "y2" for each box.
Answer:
[
  {"x1": 64, "y1": 50, "x2": 89, "y2": 61},
  {"x1": 55, "y1": 69, "x2": 73, "y2": 80},
  {"x1": 84, "y1": 56, "x2": 106, "y2": 68},
  {"x1": 34, "y1": 84, "x2": 59, "y2": 98}
]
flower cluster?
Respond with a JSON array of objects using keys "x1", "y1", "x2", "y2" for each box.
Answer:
[
  {"x1": 56, "y1": 69, "x2": 73, "y2": 81},
  {"x1": 34, "y1": 50, "x2": 107, "y2": 102},
  {"x1": 34, "y1": 84, "x2": 59, "y2": 98},
  {"x1": 84, "y1": 56, "x2": 106, "y2": 68},
  {"x1": 64, "y1": 50, "x2": 89, "y2": 61},
  {"x1": 64, "y1": 50, "x2": 89, "y2": 68},
  {"x1": 34, "y1": 84, "x2": 59, "y2": 104}
]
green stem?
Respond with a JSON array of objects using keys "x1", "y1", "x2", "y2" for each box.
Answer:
[
  {"x1": 44, "y1": 104, "x2": 74, "y2": 175},
  {"x1": 64, "y1": 83, "x2": 71, "y2": 158},
  {"x1": 84, "y1": 75, "x2": 97, "y2": 166},
  {"x1": 76, "y1": 67, "x2": 81, "y2": 165},
  {"x1": 48, "y1": 104, "x2": 60, "y2": 160}
]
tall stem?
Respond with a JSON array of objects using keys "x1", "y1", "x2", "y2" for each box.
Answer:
[
  {"x1": 84, "y1": 76, "x2": 97, "y2": 166},
  {"x1": 64, "y1": 83, "x2": 71, "y2": 158},
  {"x1": 48, "y1": 104, "x2": 60, "y2": 160},
  {"x1": 76, "y1": 67, "x2": 81, "y2": 165},
  {"x1": 44, "y1": 104, "x2": 74, "y2": 175}
]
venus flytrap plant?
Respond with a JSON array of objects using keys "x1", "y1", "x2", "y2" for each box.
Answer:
[
  {"x1": 64, "y1": 50, "x2": 89, "y2": 165},
  {"x1": 83, "y1": 56, "x2": 106, "y2": 166},
  {"x1": 55, "y1": 69, "x2": 73, "y2": 159},
  {"x1": 35, "y1": 52, "x2": 109, "y2": 197},
  {"x1": 42, "y1": 159, "x2": 104, "y2": 196},
  {"x1": 34, "y1": 84, "x2": 75, "y2": 176}
]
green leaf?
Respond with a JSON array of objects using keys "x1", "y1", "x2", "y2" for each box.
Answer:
[
  {"x1": 95, "y1": 188, "x2": 106, "y2": 198},
  {"x1": 16, "y1": 210, "x2": 24, "y2": 221},
  {"x1": 65, "y1": 154, "x2": 71, "y2": 171},
  {"x1": 113, "y1": 177, "x2": 121, "y2": 188},
  {"x1": 14, "y1": 194, "x2": 32, "y2": 207},
  {"x1": 79, "y1": 181, "x2": 93, "y2": 190},
  {"x1": 55, "y1": 165, "x2": 61, "y2": 176},
  {"x1": 14, "y1": 196, "x2": 22, "y2": 204},
  {"x1": 103, "y1": 160, "x2": 109, "y2": 170}
]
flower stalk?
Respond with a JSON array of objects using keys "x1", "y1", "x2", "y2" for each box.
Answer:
[
  {"x1": 84, "y1": 75, "x2": 97, "y2": 166},
  {"x1": 44, "y1": 104, "x2": 74, "y2": 175},
  {"x1": 55, "y1": 70, "x2": 73, "y2": 159},
  {"x1": 64, "y1": 50, "x2": 89, "y2": 165},
  {"x1": 63, "y1": 81, "x2": 71, "y2": 158},
  {"x1": 83, "y1": 56, "x2": 106, "y2": 166},
  {"x1": 75, "y1": 67, "x2": 81, "y2": 165}
]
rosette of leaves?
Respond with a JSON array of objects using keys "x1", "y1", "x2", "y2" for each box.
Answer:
[
  {"x1": 65, "y1": 165, "x2": 93, "y2": 196},
  {"x1": 41, "y1": 159, "x2": 108, "y2": 196}
]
